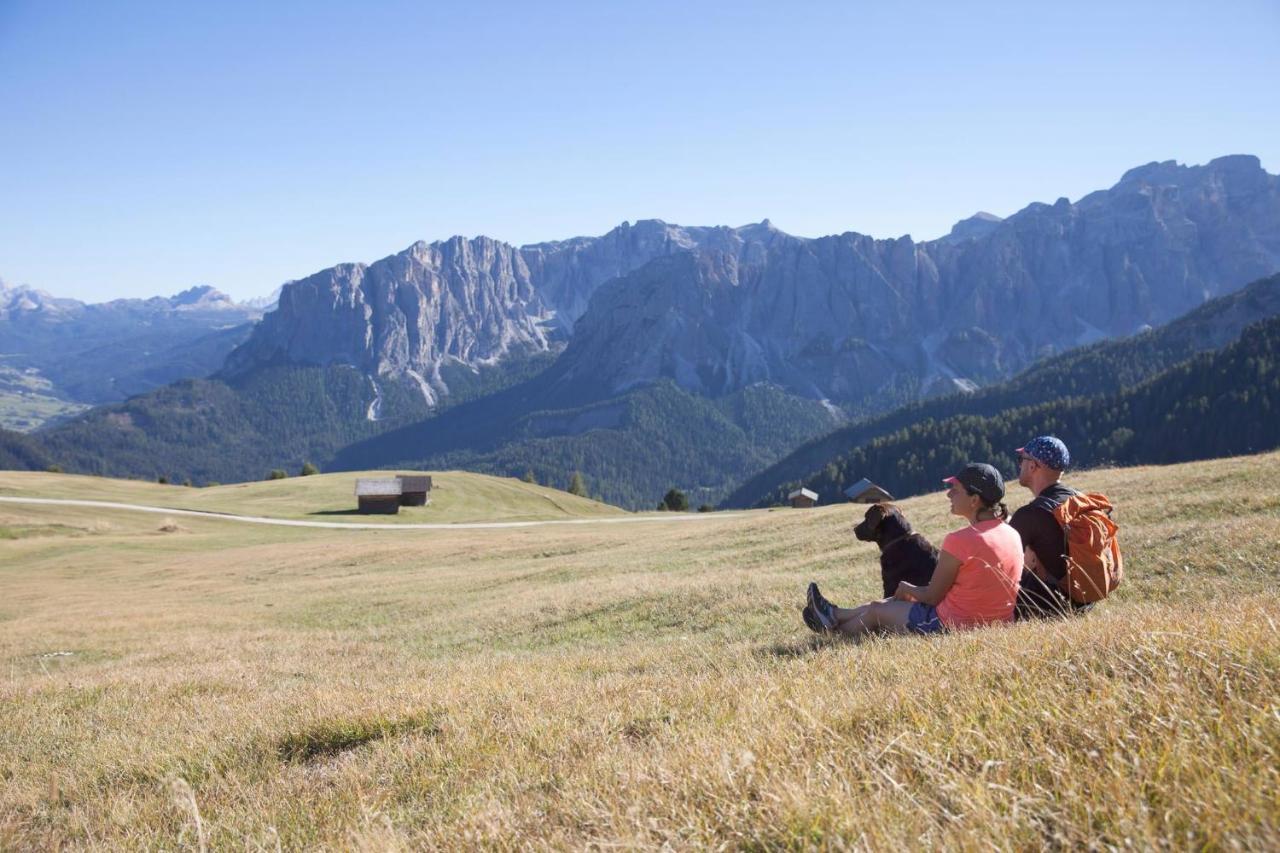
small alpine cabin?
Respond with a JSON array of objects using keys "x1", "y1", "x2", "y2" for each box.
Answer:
[
  {"x1": 355, "y1": 478, "x2": 402, "y2": 514},
  {"x1": 844, "y1": 478, "x2": 894, "y2": 503},
  {"x1": 788, "y1": 487, "x2": 819, "y2": 508},
  {"x1": 398, "y1": 475, "x2": 433, "y2": 507}
]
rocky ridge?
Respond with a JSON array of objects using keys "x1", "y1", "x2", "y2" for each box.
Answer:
[
  {"x1": 547, "y1": 155, "x2": 1280, "y2": 412},
  {"x1": 222, "y1": 154, "x2": 1280, "y2": 416},
  {"x1": 0, "y1": 283, "x2": 265, "y2": 416},
  {"x1": 221, "y1": 220, "x2": 781, "y2": 405}
]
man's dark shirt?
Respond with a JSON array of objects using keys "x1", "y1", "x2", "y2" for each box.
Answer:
[
  {"x1": 1010, "y1": 482, "x2": 1079, "y2": 582},
  {"x1": 1011, "y1": 482, "x2": 1087, "y2": 619}
]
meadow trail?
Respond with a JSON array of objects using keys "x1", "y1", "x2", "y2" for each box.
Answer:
[{"x1": 0, "y1": 495, "x2": 733, "y2": 531}]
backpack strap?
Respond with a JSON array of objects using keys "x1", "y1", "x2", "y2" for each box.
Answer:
[
  {"x1": 1029, "y1": 485, "x2": 1078, "y2": 515},
  {"x1": 1029, "y1": 486, "x2": 1077, "y2": 589}
]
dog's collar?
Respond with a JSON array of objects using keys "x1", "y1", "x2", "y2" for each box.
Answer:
[{"x1": 879, "y1": 532, "x2": 909, "y2": 551}]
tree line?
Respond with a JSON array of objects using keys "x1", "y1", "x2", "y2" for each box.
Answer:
[{"x1": 756, "y1": 315, "x2": 1280, "y2": 506}]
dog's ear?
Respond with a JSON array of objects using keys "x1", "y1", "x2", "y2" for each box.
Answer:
[{"x1": 880, "y1": 504, "x2": 912, "y2": 537}]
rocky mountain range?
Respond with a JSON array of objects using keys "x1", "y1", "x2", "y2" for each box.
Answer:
[
  {"x1": 221, "y1": 154, "x2": 1280, "y2": 420},
  {"x1": 0, "y1": 282, "x2": 265, "y2": 429},
  {"x1": 6, "y1": 154, "x2": 1280, "y2": 507},
  {"x1": 220, "y1": 220, "x2": 751, "y2": 406},
  {"x1": 727, "y1": 271, "x2": 1280, "y2": 508}
]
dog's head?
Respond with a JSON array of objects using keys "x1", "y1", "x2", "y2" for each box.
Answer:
[{"x1": 853, "y1": 502, "x2": 912, "y2": 546}]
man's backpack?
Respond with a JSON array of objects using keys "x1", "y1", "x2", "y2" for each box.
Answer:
[{"x1": 1052, "y1": 493, "x2": 1123, "y2": 603}]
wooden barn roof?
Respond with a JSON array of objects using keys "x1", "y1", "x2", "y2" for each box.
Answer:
[
  {"x1": 355, "y1": 478, "x2": 402, "y2": 497},
  {"x1": 843, "y1": 478, "x2": 894, "y2": 500},
  {"x1": 398, "y1": 475, "x2": 432, "y2": 492}
]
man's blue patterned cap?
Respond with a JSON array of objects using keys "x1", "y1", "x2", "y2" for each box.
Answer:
[{"x1": 1017, "y1": 435, "x2": 1070, "y2": 470}]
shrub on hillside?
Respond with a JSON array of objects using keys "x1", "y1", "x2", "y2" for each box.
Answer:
[
  {"x1": 267, "y1": 469, "x2": 288, "y2": 480},
  {"x1": 662, "y1": 488, "x2": 689, "y2": 512}
]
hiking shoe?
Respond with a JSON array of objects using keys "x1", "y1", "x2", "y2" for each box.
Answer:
[
  {"x1": 807, "y1": 582, "x2": 837, "y2": 631},
  {"x1": 801, "y1": 602, "x2": 823, "y2": 633}
]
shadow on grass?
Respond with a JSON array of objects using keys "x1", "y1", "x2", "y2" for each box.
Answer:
[
  {"x1": 275, "y1": 712, "x2": 441, "y2": 763},
  {"x1": 756, "y1": 635, "x2": 839, "y2": 659},
  {"x1": 308, "y1": 509, "x2": 370, "y2": 517}
]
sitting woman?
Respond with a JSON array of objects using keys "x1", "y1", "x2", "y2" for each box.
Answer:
[{"x1": 806, "y1": 463, "x2": 1024, "y2": 638}]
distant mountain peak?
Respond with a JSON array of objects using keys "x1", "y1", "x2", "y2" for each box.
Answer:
[
  {"x1": 169, "y1": 284, "x2": 238, "y2": 310},
  {"x1": 242, "y1": 287, "x2": 281, "y2": 312},
  {"x1": 939, "y1": 211, "x2": 1005, "y2": 244},
  {"x1": 1209, "y1": 153, "x2": 1262, "y2": 171},
  {"x1": 1119, "y1": 154, "x2": 1265, "y2": 187},
  {"x1": 1118, "y1": 159, "x2": 1182, "y2": 184},
  {"x1": 733, "y1": 219, "x2": 789, "y2": 238}
]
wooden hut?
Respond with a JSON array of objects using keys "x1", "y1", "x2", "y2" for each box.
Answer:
[
  {"x1": 355, "y1": 478, "x2": 402, "y2": 514},
  {"x1": 843, "y1": 478, "x2": 894, "y2": 503},
  {"x1": 788, "y1": 487, "x2": 818, "y2": 509},
  {"x1": 398, "y1": 475, "x2": 433, "y2": 507}
]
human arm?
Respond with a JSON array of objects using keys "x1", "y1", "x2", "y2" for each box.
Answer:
[
  {"x1": 894, "y1": 550, "x2": 961, "y2": 606},
  {"x1": 1023, "y1": 546, "x2": 1048, "y2": 581},
  {"x1": 1010, "y1": 505, "x2": 1062, "y2": 584}
]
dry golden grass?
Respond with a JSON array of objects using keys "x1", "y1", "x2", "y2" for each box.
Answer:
[{"x1": 2, "y1": 453, "x2": 1279, "y2": 849}]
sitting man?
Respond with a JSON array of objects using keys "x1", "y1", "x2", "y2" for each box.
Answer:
[{"x1": 1010, "y1": 435, "x2": 1092, "y2": 619}]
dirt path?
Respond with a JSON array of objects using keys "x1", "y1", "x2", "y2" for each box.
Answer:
[{"x1": 0, "y1": 496, "x2": 741, "y2": 531}]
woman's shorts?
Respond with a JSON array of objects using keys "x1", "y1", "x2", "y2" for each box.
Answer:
[{"x1": 907, "y1": 602, "x2": 945, "y2": 635}]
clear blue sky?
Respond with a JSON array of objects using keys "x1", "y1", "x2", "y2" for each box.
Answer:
[{"x1": 2, "y1": 0, "x2": 1277, "y2": 303}]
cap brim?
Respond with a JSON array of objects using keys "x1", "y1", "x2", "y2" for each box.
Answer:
[{"x1": 1015, "y1": 447, "x2": 1026, "y2": 454}]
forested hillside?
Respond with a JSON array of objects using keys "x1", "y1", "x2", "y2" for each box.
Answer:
[
  {"x1": 0, "y1": 427, "x2": 52, "y2": 471},
  {"x1": 333, "y1": 380, "x2": 838, "y2": 509},
  {"x1": 725, "y1": 272, "x2": 1280, "y2": 507},
  {"x1": 18, "y1": 346, "x2": 561, "y2": 486},
  {"x1": 33, "y1": 367, "x2": 397, "y2": 484},
  {"x1": 753, "y1": 314, "x2": 1280, "y2": 506}
]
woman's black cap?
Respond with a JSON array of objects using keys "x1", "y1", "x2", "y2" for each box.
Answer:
[{"x1": 943, "y1": 462, "x2": 1005, "y2": 504}]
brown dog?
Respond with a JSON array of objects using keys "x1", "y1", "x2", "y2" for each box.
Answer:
[{"x1": 853, "y1": 502, "x2": 938, "y2": 598}]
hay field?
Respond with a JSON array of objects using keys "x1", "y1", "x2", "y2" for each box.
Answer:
[
  {"x1": 2, "y1": 453, "x2": 1279, "y2": 849},
  {"x1": 0, "y1": 469, "x2": 625, "y2": 524}
]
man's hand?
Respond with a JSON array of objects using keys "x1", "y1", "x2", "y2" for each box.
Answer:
[{"x1": 1024, "y1": 547, "x2": 1048, "y2": 581}]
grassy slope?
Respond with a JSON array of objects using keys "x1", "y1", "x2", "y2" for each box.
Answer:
[
  {"x1": 0, "y1": 387, "x2": 90, "y2": 432},
  {"x1": 0, "y1": 469, "x2": 625, "y2": 524},
  {"x1": 1, "y1": 452, "x2": 1278, "y2": 847}
]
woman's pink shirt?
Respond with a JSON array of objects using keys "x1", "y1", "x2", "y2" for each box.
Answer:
[{"x1": 935, "y1": 519, "x2": 1025, "y2": 629}]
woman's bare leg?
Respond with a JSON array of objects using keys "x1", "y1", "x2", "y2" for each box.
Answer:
[
  {"x1": 829, "y1": 601, "x2": 880, "y2": 633},
  {"x1": 836, "y1": 599, "x2": 917, "y2": 639}
]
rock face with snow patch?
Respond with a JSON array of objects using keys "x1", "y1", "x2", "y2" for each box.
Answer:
[
  {"x1": 221, "y1": 220, "x2": 782, "y2": 403},
  {"x1": 222, "y1": 155, "x2": 1280, "y2": 413},
  {"x1": 547, "y1": 155, "x2": 1280, "y2": 411},
  {"x1": 224, "y1": 237, "x2": 549, "y2": 405}
]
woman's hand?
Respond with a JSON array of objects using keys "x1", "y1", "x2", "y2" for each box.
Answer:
[
  {"x1": 894, "y1": 582, "x2": 919, "y2": 603},
  {"x1": 909, "y1": 550, "x2": 962, "y2": 606}
]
